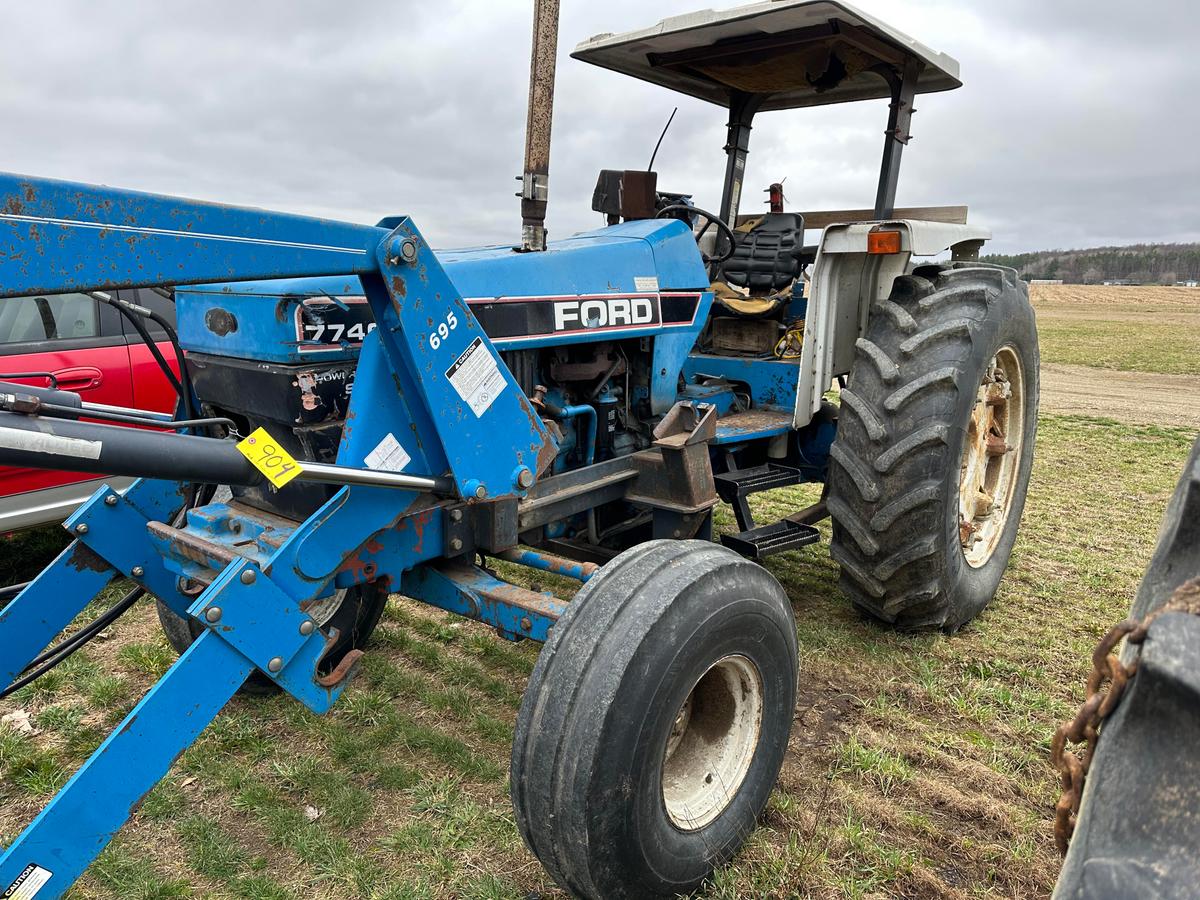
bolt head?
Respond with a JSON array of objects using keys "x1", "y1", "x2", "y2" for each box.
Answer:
[
  {"x1": 131, "y1": 566, "x2": 145, "y2": 578},
  {"x1": 449, "y1": 508, "x2": 463, "y2": 523},
  {"x1": 299, "y1": 620, "x2": 316, "y2": 636},
  {"x1": 474, "y1": 484, "x2": 487, "y2": 499},
  {"x1": 450, "y1": 537, "x2": 464, "y2": 552},
  {"x1": 267, "y1": 657, "x2": 284, "y2": 673},
  {"x1": 205, "y1": 606, "x2": 222, "y2": 623},
  {"x1": 240, "y1": 569, "x2": 256, "y2": 585},
  {"x1": 74, "y1": 522, "x2": 89, "y2": 535},
  {"x1": 104, "y1": 494, "x2": 118, "y2": 506},
  {"x1": 388, "y1": 236, "x2": 418, "y2": 265},
  {"x1": 516, "y1": 467, "x2": 534, "y2": 489}
]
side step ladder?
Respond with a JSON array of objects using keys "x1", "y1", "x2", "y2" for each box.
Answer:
[{"x1": 713, "y1": 463, "x2": 821, "y2": 559}]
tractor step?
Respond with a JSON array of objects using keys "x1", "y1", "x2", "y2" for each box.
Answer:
[
  {"x1": 721, "y1": 518, "x2": 821, "y2": 559},
  {"x1": 713, "y1": 462, "x2": 802, "y2": 502},
  {"x1": 713, "y1": 463, "x2": 803, "y2": 532}
]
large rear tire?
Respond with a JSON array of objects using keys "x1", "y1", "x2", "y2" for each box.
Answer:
[
  {"x1": 511, "y1": 540, "x2": 798, "y2": 899},
  {"x1": 827, "y1": 263, "x2": 1039, "y2": 630}
]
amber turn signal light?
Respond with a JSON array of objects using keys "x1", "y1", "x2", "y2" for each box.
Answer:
[{"x1": 867, "y1": 230, "x2": 902, "y2": 254}]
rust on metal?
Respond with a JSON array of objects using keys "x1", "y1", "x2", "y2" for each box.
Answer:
[
  {"x1": 494, "y1": 547, "x2": 599, "y2": 580},
  {"x1": 476, "y1": 579, "x2": 563, "y2": 621},
  {"x1": 65, "y1": 541, "x2": 112, "y2": 574},
  {"x1": 316, "y1": 648, "x2": 363, "y2": 689},
  {"x1": 1050, "y1": 577, "x2": 1200, "y2": 854},
  {"x1": 147, "y1": 520, "x2": 237, "y2": 568}
]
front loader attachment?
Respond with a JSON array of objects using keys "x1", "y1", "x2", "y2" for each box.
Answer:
[{"x1": 0, "y1": 173, "x2": 559, "y2": 898}]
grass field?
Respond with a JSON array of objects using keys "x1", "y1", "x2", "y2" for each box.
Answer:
[
  {"x1": 1031, "y1": 283, "x2": 1200, "y2": 375},
  {"x1": 1, "y1": 286, "x2": 1197, "y2": 899}
]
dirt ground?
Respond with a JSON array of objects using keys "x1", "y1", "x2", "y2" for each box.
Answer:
[
  {"x1": 1029, "y1": 283, "x2": 1200, "y2": 307},
  {"x1": 1039, "y1": 363, "x2": 1200, "y2": 428},
  {"x1": 1031, "y1": 282, "x2": 1200, "y2": 428}
]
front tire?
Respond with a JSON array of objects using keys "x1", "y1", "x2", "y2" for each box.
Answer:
[
  {"x1": 827, "y1": 263, "x2": 1039, "y2": 630},
  {"x1": 511, "y1": 540, "x2": 798, "y2": 899}
]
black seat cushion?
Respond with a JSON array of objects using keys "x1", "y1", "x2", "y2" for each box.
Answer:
[{"x1": 721, "y1": 212, "x2": 806, "y2": 294}]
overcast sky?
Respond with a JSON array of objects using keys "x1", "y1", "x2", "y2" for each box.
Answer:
[{"x1": 1, "y1": 1, "x2": 1196, "y2": 255}]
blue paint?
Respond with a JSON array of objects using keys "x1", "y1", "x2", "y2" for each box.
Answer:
[
  {"x1": 552, "y1": 403, "x2": 597, "y2": 467},
  {"x1": 402, "y1": 564, "x2": 565, "y2": 643},
  {"x1": 500, "y1": 548, "x2": 598, "y2": 583},
  {"x1": 681, "y1": 352, "x2": 803, "y2": 411}
]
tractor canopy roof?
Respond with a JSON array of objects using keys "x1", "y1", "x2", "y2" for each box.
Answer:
[{"x1": 571, "y1": 0, "x2": 960, "y2": 112}]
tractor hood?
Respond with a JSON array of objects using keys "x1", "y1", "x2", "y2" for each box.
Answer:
[
  {"x1": 187, "y1": 217, "x2": 707, "y2": 303},
  {"x1": 176, "y1": 218, "x2": 711, "y2": 361}
]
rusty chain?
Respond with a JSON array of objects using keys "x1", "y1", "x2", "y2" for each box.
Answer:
[{"x1": 1050, "y1": 577, "x2": 1200, "y2": 854}]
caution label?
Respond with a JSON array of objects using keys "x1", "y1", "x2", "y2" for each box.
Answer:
[
  {"x1": 3, "y1": 864, "x2": 52, "y2": 899},
  {"x1": 364, "y1": 432, "x2": 411, "y2": 472},
  {"x1": 236, "y1": 427, "x2": 302, "y2": 488},
  {"x1": 445, "y1": 337, "x2": 506, "y2": 418}
]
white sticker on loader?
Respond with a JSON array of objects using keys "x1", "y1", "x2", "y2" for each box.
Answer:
[
  {"x1": 364, "y1": 432, "x2": 411, "y2": 472},
  {"x1": 0, "y1": 430, "x2": 102, "y2": 460},
  {"x1": 3, "y1": 863, "x2": 53, "y2": 899},
  {"x1": 445, "y1": 337, "x2": 506, "y2": 418},
  {"x1": 633, "y1": 275, "x2": 659, "y2": 293}
]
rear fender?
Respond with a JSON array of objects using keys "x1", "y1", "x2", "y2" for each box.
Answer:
[{"x1": 795, "y1": 220, "x2": 991, "y2": 427}]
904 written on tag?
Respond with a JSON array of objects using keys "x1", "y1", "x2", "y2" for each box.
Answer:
[{"x1": 236, "y1": 427, "x2": 302, "y2": 488}]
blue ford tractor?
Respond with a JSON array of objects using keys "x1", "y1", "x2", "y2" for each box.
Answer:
[{"x1": 0, "y1": 2, "x2": 1039, "y2": 897}]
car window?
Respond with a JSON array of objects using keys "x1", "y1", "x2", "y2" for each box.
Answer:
[{"x1": 0, "y1": 293, "x2": 99, "y2": 345}]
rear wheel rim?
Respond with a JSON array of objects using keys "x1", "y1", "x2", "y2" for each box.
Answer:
[
  {"x1": 959, "y1": 346, "x2": 1026, "y2": 568},
  {"x1": 661, "y1": 654, "x2": 764, "y2": 831}
]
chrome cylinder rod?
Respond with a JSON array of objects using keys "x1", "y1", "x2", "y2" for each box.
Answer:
[{"x1": 297, "y1": 462, "x2": 454, "y2": 494}]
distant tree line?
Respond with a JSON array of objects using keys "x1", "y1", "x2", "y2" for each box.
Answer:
[{"x1": 981, "y1": 243, "x2": 1200, "y2": 284}]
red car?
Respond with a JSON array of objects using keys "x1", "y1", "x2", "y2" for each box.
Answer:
[{"x1": 0, "y1": 289, "x2": 179, "y2": 531}]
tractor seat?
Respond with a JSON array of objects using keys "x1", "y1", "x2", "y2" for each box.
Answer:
[{"x1": 715, "y1": 212, "x2": 805, "y2": 316}]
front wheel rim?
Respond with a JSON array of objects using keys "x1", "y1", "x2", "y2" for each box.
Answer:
[
  {"x1": 661, "y1": 654, "x2": 764, "y2": 831},
  {"x1": 959, "y1": 346, "x2": 1026, "y2": 568}
]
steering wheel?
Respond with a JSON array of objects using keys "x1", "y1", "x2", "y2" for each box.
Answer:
[{"x1": 657, "y1": 204, "x2": 737, "y2": 266}]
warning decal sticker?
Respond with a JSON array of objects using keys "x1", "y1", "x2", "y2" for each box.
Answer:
[
  {"x1": 3, "y1": 863, "x2": 53, "y2": 899},
  {"x1": 445, "y1": 337, "x2": 506, "y2": 418},
  {"x1": 364, "y1": 432, "x2": 411, "y2": 472}
]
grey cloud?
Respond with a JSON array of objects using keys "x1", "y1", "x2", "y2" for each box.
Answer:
[{"x1": 0, "y1": 1, "x2": 1195, "y2": 253}]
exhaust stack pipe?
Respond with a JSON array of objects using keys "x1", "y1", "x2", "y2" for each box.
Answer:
[{"x1": 518, "y1": 0, "x2": 559, "y2": 252}]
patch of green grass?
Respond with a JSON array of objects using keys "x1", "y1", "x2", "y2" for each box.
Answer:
[
  {"x1": 0, "y1": 526, "x2": 70, "y2": 584},
  {"x1": 1037, "y1": 317, "x2": 1200, "y2": 374},
  {"x1": 177, "y1": 815, "x2": 246, "y2": 881},
  {"x1": 835, "y1": 735, "x2": 913, "y2": 797},
  {"x1": 90, "y1": 841, "x2": 193, "y2": 900},
  {"x1": 82, "y1": 672, "x2": 132, "y2": 708},
  {"x1": 8, "y1": 666, "x2": 66, "y2": 704},
  {"x1": 116, "y1": 640, "x2": 176, "y2": 678},
  {"x1": 5, "y1": 744, "x2": 68, "y2": 796},
  {"x1": 833, "y1": 811, "x2": 918, "y2": 895}
]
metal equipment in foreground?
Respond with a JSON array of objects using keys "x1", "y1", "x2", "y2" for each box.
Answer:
[
  {"x1": 1050, "y1": 438, "x2": 1199, "y2": 900},
  {"x1": 0, "y1": 2, "x2": 1039, "y2": 897}
]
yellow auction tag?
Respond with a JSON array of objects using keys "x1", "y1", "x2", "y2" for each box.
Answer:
[{"x1": 236, "y1": 427, "x2": 302, "y2": 488}]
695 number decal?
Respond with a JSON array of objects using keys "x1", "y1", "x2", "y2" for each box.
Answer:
[{"x1": 429, "y1": 311, "x2": 459, "y2": 350}]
